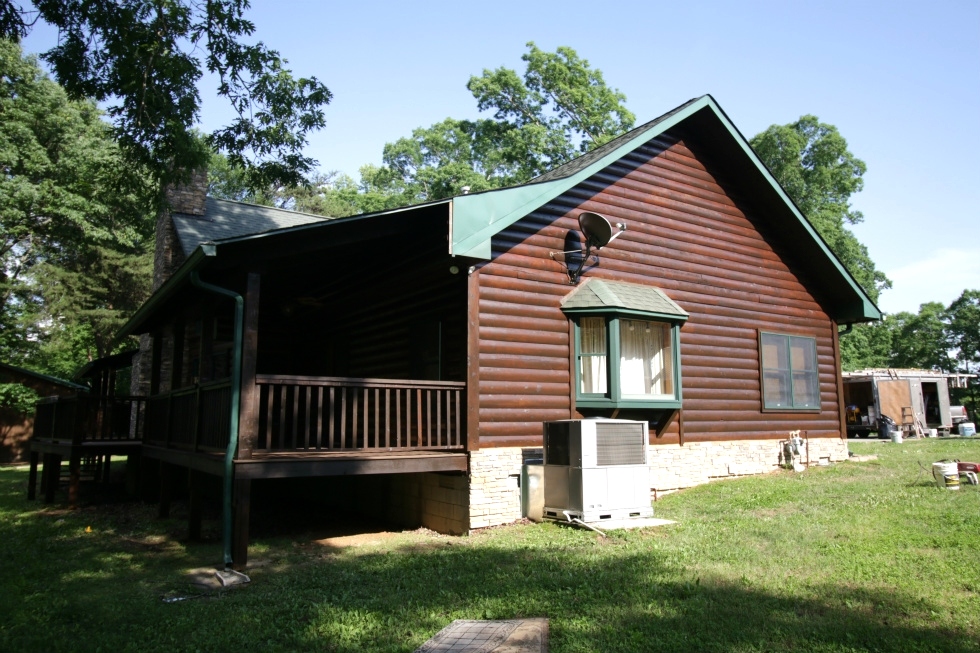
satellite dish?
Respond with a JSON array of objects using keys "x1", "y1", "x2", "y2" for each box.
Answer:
[
  {"x1": 579, "y1": 212, "x2": 614, "y2": 248},
  {"x1": 553, "y1": 212, "x2": 627, "y2": 284}
]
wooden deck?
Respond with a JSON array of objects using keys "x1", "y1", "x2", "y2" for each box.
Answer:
[
  {"x1": 28, "y1": 394, "x2": 146, "y2": 504},
  {"x1": 140, "y1": 443, "x2": 468, "y2": 478}
]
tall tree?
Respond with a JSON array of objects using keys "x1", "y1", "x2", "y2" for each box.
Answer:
[
  {"x1": 750, "y1": 116, "x2": 890, "y2": 305},
  {"x1": 947, "y1": 290, "x2": 980, "y2": 372},
  {"x1": 0, "y1": 1, "x2": 331, "y2": 191},
  {"x1": 887, "y1": 302, "x2": 953, "y2": 372},
  {"x1": 1, "y1": 39, "x2": 157, "y2": 365},
  {"x1": 364, "y1": 43, "x2": 635, "y2": 205}
]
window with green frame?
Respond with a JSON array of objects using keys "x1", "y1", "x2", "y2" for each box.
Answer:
[
  {"x1": 759, "y1": 332, "x2": 820, "y2": 410},
  {"x1": 573, "y1": 314, "x2": 683, "y2": 409}
]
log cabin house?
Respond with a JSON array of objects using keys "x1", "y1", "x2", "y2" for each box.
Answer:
[{"x1": 100, "y1": 95, "x2": 879, "y2": 568}]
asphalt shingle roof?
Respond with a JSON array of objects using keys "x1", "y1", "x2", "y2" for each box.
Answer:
[
  {"x1": 561, "y1": 279, "x2": 688, "y2": 318},
  {"x1": 172, "y1": 197, "x2": 330, "y2": 255}
]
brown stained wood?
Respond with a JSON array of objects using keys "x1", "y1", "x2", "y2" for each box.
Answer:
[
  {"x1": 158, "y1": 462, "x2": 172, "y2": 518},
  {"x1": 384, "y1": 389, "x2": 391, "y2": 449},
  {"x1": 316, "y1": 387, "x2": 323, "y2": 450},
  {"x1": 480, "y1": 299, "x2": 563, "y2": 321},
  {"x1": 480, "y1": 394, "x2": 571, "y2": 410},
  {"x1": 150, "y1": 331, "x2": 163, "y2": 396},
  {"x1": 481, "y1": 380, "x2": 570, "y2": 396},
  {"x1": 480, "y1": 313, "x2": 569, "y2": 333},
  {"x1": 478, "y1": 340, "x2": 569, "y2": 359},
  {"x1": 480, "y1": 326, "x2": 570, "y2": 347},
  {"x1": 304, "y1": 387, "x2": 312, "y2": 450},
  {"x1": 231, "y1": 476, "x2": 251, "y2": 571},
  {"x1": 477, "y1": 136, "x2": 844, "y2": 447},
  {"x1": 188, "y1": 470, "x2": 203, "y2": 542},
  {"x1": 467, "y1": 265, "x2": 481, "y2": 451},
  {"x1": 340, "y1": 388, "x2": 347, "y2": 450},
  {"x1": 481, "y1": 367, "x2": 570, "y2": 384},
  {"x1": 263, "y1": 386, "x2": 273, "y2": 450}
]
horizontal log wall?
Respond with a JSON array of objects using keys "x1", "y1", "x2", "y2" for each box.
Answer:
[
  {"x1": 257, "y1": 238, "x2": 467, "y2": 383},
  {"x1": 475, "y1": 132, "x2": 842, "y2": 448}
]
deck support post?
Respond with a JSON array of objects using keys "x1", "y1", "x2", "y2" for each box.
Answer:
[
  {"x1": 43, "y1": 454, "x2": 61, "y2": 503},
  {"x1": 188, "y1": 470, "x2": 203, "y2": 541},
  {"x1": 27, "y1": 450, "x2": 39, "y2": 500},
  {"x1": 158, "y1": 462, "x2": 173, "y2": 518},
  {"x1": 68, "y1": 451, "x2": 82, "y2": 507},
  {"x1": 103, "y1": 455, "x2": 112, "y2": 485},
  {"x1": 231, "y1": 476, "x2": 251, "y2": 570}
]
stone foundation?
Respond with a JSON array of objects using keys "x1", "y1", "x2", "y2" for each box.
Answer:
[
  {"x1": 468, "y1": 448, "x2": 535, "y2": 529},
  {"x1": 464, "y1": 438, "x2": 849, "y2": 529},
  {"x1": 648, "y1": 436, "x2": 849, "y2": 493}
]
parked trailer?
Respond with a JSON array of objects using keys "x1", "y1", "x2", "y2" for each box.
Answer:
[{"x1": 842, "y1": 370, "x2": 973, "y2": 438}]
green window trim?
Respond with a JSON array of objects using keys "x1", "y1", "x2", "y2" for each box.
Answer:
[
  {"x1": 759, "y1": 331, "x2": 821, "y2": 412},
  {"x1": 572, "y1": 315, "x2": 684, "y2": 410}
]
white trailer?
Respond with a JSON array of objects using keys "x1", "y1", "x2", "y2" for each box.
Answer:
[{"x1": 842, "y1": 369, "x2": 973, "y2": 437}]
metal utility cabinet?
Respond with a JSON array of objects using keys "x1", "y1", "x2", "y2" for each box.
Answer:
[{"x1": 541, "y1": 418, "x2": 653, "y2": 523}]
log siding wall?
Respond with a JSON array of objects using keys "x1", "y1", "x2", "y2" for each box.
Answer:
[{"x1": 475, "y1": 133, "x2": 843, "y2": 448}]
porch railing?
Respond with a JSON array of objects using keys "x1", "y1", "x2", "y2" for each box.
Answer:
[
  {"x1": 33, "y1": 394, "x2": 147, "y2": 444},
  {"x1": 145, "y1": 379, "x2": 232, "y2": 452},
  {"x1": 254, "y1": 375, "x2": 466, "y2": 453}
]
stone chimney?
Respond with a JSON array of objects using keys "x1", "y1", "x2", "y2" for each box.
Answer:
[
  {"x1": 134, "y1": 168, "x2": 209, "y2": 401},
  {"x1": 153, "y1": 168, "x2": 208, "y2": 290}
]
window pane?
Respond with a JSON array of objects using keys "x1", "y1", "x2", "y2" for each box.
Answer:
[
  {"x1": 761, "y1": 333, "x2": 791, "y2": 408},
  {"x1": 761, "y1": 333, "x2": 819, "y2": 409},
  {"x1": 790, "y1": 336, "x2": 820, "y2": 407},
  {"x1": 579, "y1": 317, "x2": 607, "y2": 394},
  {"x1": 620, "y1": 320, "x2": 672, "y2": 397}
]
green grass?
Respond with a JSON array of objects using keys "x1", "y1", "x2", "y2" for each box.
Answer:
[{"x1": 1, "y1": 439, "x2": 979, "y2": 652}]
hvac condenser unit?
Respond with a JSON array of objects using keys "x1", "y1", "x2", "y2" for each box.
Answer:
[{"x1": 542, "y1": 418, "x2": 653, "y2": 523}]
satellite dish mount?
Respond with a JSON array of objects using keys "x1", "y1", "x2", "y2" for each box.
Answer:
[{"x1": 551, "y1": 212, "x2": 627, "y2": 284}]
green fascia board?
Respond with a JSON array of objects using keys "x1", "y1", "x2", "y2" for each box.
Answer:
[
  {"x1": 561, "y1": 307, "x2": 689, "y2": 323},
  {"x1": 450, "y1": 95, "x2": 881, "y2": 323},
  {"x1": 0, "y1": 362, "x2": 88, "y2": 392},
  {"x1": 450, "y1": 99, "x2": 706, "y2": 260}
]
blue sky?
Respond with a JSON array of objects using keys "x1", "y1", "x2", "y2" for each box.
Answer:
[{"x1": 24, "y1": 0, "x2": 980, "y2": 315}]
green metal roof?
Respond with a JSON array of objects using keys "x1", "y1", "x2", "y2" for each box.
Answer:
[
  {"x1": 449, "y1": 95, "x2": 881, "y2": 323},
  {"x1": 0, "y1": 361, "x2": 88, "y2": 391},
  {"x1": 561, "y1": 279, "x2": 689, "y2": 321}
]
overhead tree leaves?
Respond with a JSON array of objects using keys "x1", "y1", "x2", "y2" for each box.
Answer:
[
  {"x1": 0, "y1": 0, "x2": 331, "y2": 190},
  {"x1": 0, "y1": 39, "x2": 156, "y2": 366},
  {"x1": 750, "y1": 116, "x2": 890, "y2": 305}
]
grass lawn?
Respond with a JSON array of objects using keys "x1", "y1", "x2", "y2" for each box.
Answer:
[{"x1": 1, "y1": 439, "x2": 978, "y2": 652}]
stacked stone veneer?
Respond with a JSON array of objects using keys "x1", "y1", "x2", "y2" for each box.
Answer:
[
  {"x1": 464, "y1": 438, "x2": 850, "y2": 529},
  {"x1": 134, "y1": 169, "x2": 208, "y2": 397},
  {"x1": 648, "y1": 437, "x2": 849, "y2": 492},
  {"x1": 469, "y1": 448, "x2": 526, "y2": 529}
]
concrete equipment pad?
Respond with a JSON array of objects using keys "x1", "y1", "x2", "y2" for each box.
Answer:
[{"x1": 415, "y1": 618, "x2": 548, "y2": 653}]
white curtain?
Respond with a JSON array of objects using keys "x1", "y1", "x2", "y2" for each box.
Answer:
[
  {"x1": 620, "y1": 320, "x2": 671, "y2": 396},
  {"x1": 580, "y1": 317, "x2": 607, "y2": 394}
]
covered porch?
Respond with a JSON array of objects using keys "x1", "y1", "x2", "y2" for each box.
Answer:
[{"x1": 124, "y1": 200, "x2": 473, "y2": 567}]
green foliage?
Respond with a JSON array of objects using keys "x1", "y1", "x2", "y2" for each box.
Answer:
[
  {"x1": 947, "y1": 289, "x2": 980, "y2": 371},
  {"x1": 886, "y1": 302, "x2": 954, "y2": 372},
  {"x1": 208, "y1": 151, "x2": 374, "y2": 218},
  {"x1": 750, "y1": 116, "x2": 890, "y2": 304},
  {"x1": 0, "y1": 1, "x2": 330, "y2": 190},
  {"x1": 0, "y1": 39, "x2": 155, "y2": 367},
  {"x1": 1, "y1": 439, "x2": 978, "y2": 651},
  {"x1": 838, "y1": 321, "x2": 892, "y2": 371},
  {"x1": 0, "y1": 382, "x2": 38, "y2": 413},
  {"x1": 356, "y1": 43, "x2": 635, "y2": 206}
]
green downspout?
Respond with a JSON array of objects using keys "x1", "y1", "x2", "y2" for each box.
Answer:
[{"x1": 190, "y1": 270, "x2": 242, "y2": 569}]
